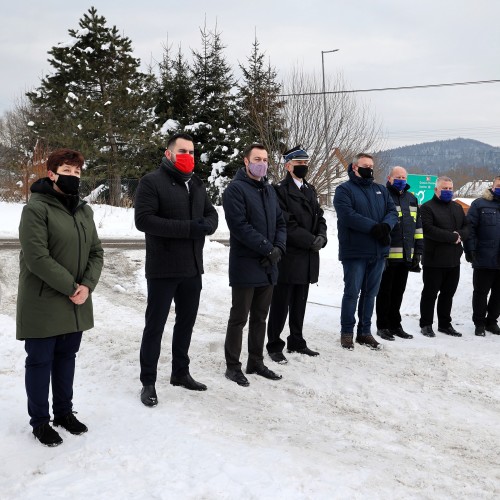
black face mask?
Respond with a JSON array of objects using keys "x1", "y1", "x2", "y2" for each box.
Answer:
[
  {"x1": 55, "y1": 174, "x2": 80, "y2": 195},
  {"x1": 293, "y1": 165, "x2": 309, "y2": 179},
  {"x1": 357, "y1": 167, "x2": 374, "y2": 179}
]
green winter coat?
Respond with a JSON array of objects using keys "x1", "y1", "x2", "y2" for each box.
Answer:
[{"x1": 16, "y1": 179, "x2": 104, "y2": 340}]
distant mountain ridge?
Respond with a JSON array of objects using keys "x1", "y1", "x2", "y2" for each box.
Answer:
[{"x1": 375, "y1": 138, "x2": 500, "y2": 176}]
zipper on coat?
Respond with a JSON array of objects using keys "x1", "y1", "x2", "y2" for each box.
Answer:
[{"x1": 73, "y1": 216, "x2": 83, "y2": 331}]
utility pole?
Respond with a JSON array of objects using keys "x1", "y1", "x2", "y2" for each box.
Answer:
[{"x1": 321, "y1": 49, "x2": 339, "y2": 205}]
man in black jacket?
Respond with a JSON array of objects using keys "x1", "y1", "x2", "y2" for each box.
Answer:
[
  {"x1": 376, "y1": 166, "x2": 423, "y2": 341},
  {"x1": 135, "y1": 133, "x2": 218, "y2": 406},
  {"x1": 222, "y1": 143, "x2": 287, "y2": 386},
  {"x1": 419, "y1": 176, "x2": 469, "y2": 337},
  {"x1": 266, "y1": 146, "x2": 327, "y2": 364},
  {"x1": 464, "y1": 176, "x2": 500, "y2": 336}
]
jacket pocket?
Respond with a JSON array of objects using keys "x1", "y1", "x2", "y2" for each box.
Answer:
[
  {"x1": 80, "y1": 222, "x2": 87, "y2": 242},
  {"x1": 480, "y1": 208, "x2": 497, "y2": 226}
]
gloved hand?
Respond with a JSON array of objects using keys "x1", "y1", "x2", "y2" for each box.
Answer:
[
  {"x1": 259, "y1": 246, "x2": 282, "y2": 267},
  {"x1": 310, "y1": 235, "x2": 327, "y2": 252},
  {"x1": 465, "y1": 251, "x2": 476, "y2": 264},
  {"x1": 370, "y1": 223, "x2": 391, "y2": 246},
  {"x1": 189, "y1": 218, "x2": 211, "y2": 239},
  {"x1": 409, "y1": 254, "x2": 421, "y2": 273}
]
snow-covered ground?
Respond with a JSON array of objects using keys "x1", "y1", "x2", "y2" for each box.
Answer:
[{"x1": 0, "y1": 201, "x2": 499, "y2": 499}]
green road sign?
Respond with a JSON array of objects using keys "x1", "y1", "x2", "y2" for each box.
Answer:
[{"x1": 407, "y1": 174, "x2": 437, "y2": 205}]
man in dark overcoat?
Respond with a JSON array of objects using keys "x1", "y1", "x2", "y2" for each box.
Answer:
[
  {"x1": 464, "y1": 176, "x2": 500, "y2": 336},
  {"x1": 135, "y1": 133, "x2": 218, "y2": 406},
  {"x1": 266, "y1": 146, "x2": 327, "y2": 364},
  {"x1": 222, "y1": 143, "x2": 287, "y2": 386},
  {"x1": 419, "y1": 176, "x2": 469, "y2": 337}
]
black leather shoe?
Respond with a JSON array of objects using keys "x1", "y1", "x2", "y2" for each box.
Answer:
[
  {"x1": 421, "y1": 326, "x2": 435, "y2": 337},
  {"x1": 475, "y1": 326, "x2": 486, "y2": 336},
  {"x1": 390, "y1": 327, "x2": 413, "y2": 339},
  {"x1": 377, "y1": 329, "x2": 395, "y2": 341},
  {"x1": 287, "y1": 346, "x2": 319, "y2": 356},
  {"x1": 246, "y1": 364, "x2": 282, "y2": 380},
  {"x1": 170, "y1": 373, "x2": 207, "y2": 391},
  {"x1": 141, "y1": 385, "x2": 158, "y2": 407},
  {"x1": 225, "y1": 368, "x2": 250, "y2": 387},
  {"x1": 269, "y1": 352, "x2": 288, "y2": 364},
  {"x1": 485, "y1": 323, "x2": 500, "y2": 335},
  {"x1": 53, "y1": 412, "x2": 88, "y2": 435},
  {"x1": 438, "y1": 326, "x2": 462, "y2": 337},
  {"x1": 33, "y1": 423, "x2": 63, "y2": 447}
]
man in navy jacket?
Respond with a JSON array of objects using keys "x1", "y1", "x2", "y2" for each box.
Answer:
[
  {"x1": 333, "y1": 153, "x2": 398, "y2": 350},
  {"x1": 464, "y1": 176, "x2": 500, "y2": 336},
  {"x1": 222, "y1": 143, "x2": 287, "y2": 386}
]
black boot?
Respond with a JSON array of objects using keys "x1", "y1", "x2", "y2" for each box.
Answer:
[
  {"x1": 33, "y1": 423, "x2": 63, "y2": 447},
  {"x1": 170, "y1": 373, "x2": 207, "y2": 391},
  {"x1": 53, "y1": 412, "x2": 88, "y2": 435},
  {"x1": 140, "y1": 385, "x2": 158, "y2": 407}
]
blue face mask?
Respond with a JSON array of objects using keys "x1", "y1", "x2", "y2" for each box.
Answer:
[
  {"x1": 439, "y1": 190, "x2": 454, "y2": 202},
  {"x1": 392, "y1": 179, "x2": 407, "y2": 191},
  {"x1": 493, "y1": 188, "x2": 500, "y2": 197}
]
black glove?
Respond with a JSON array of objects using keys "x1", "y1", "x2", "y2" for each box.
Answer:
[
  {"x1": 409, "y1": 254, "x2": 421, "y2": 273},
  {"x1": 310, "y1": 235, "x2": 327, "y2": 252},
  {"x1": 370, "y1": 223, "x2": 391, "y2": 246},
  {"x1": 465, "y1": 251, "x2": 476, "y2": 264},
  {"x1": 189, "y1": 218, "x2": 211, "y2": 239},
  {"x1": 259, "y1": 246, "x2": 282, "y2": 267}
]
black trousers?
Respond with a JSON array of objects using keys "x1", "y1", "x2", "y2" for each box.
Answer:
[
  {"x1": 472, "y1": 268, "x2": 500, "y2": 326},
  {"x1": 419, "y1": 266, "x2": 460, "y2": 328},
  {"x1": 140, "y1": 275, "x2": 202, "y2": 384},
  {"x1": 225, "y1": 285, "x2": 274, "y2": 371},
  {"x1": 267, "y1": 283, "x2": 309, "y2": 353},
  {"x1": 24, "y1": 331, "x2": 83, "y2": 428},
  {"x1": 376, "y1": 263, "x2": 409, "y2": 330}
]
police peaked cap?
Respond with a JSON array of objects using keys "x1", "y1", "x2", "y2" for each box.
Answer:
[{"x1": 283, "y1": 146, "x2": 309, "y2": 162}]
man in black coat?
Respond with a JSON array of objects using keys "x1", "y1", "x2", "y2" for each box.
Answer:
[
  {"x1": 266, "y1": 146, "x2": 327, "y2": 364},
  {"x1": 419, "y1": 176, "x2": 469, "y2": 338},
  {"x1": 135, "y1": 133, "x2": 218, "y2": 406},
  {"x1": 464, "y1": 176, "x2": 500, "y2": 336},
  {"x1": 375, "y1": 166, "x2": 423, "y2": 341},
  {"x1": 222, "y1": 143, "x2": 287, "y2": 387}
]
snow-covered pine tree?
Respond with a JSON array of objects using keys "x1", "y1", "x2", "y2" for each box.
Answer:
[
  {"x1": 238, "y1": 35, "x2": 287, "y2": 183},
  {"x1": 189, "y1": 23, "x2": 242, "y2": 203},
  {"x1": 154, "y1": 44, "x2": 194, "y2": 144},
  {"x1": 27, "y1": 7, "x2": 156, "y2": 205}
]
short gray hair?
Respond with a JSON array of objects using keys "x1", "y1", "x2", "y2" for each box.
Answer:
[{"x1": 435, "y1": 176, "x2": 453, "y2": 188}]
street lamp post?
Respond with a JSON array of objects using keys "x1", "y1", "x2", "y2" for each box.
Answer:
[{"x1": 321, "y1": 49, "x2": 339, "y2": 205}]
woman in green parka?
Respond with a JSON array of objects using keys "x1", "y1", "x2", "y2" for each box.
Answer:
[{"x1": 17, "y1": 148, "x2": 103, "y2": 447}]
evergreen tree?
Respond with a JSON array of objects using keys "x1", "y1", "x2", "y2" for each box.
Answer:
[
  {"x1": 238, "y1": 35, "x2": 287, "y2": 182},
  {"x1": 27, "y1": 7, "x2": 156, "y2": 205},
  {"x1": 189, "y1": 23, "x2": 242, "y2": 203},
  {"x1": 154, "y1": 44, "x2": 194, "y2": 144}
]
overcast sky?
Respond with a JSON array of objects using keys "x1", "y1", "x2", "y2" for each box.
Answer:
[{"x1": 1, "y1": 0, "x2": 499, "y2": 149}]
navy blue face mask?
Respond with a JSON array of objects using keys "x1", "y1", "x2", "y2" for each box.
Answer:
[
  {"x1": 439, "y1": 190, "x2": 454, "y2": 202},
  {"x1": 392, "y1": 179, "x2": 407, "y2": 191},
  {"x1": 493, "y1": 187, "x2": 500, "y2": 197}
]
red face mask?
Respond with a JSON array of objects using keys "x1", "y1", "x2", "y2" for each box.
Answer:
[{"x1": 174, "y1": 153, "x2": 195, "y2": 174}]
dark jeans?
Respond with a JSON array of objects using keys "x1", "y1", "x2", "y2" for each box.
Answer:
[
  {"x1": 472, "y1": 268, "x2": 500, "y2": 327},
  {"x1": 225, "y1": 285, "x2": 274, "y2": 371},
  {"x1": 140, "y1": 275, "x2": 202, "y2": 384},
  {"x1": 376, "y1": 263, "x2": 409, "y2": 330},
  {"x1": 340, "y1": 258, "x2": 386, "y2": 335},
  {"x1": 24, "y1": 331, "x2": 83, "y2": 429},
  {"x1": 419, "y1": 266, "x2": 460, "y2": 328},
  {"x1": 267, "y1": 283, "x2": 309, "y2": 353}
]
